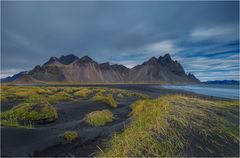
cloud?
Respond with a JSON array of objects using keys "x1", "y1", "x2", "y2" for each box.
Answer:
[
  {"x1": 178, "y1": 54, "x2": 239, "y2": 81},
  {"x1": 0, "y1": 69, "x2": 25, "y2": 78},
  {"x1": 6, "y1": 31, "x2": 46, "y2": 55},
  {"x1": 1, "y1": 1, "x2": 239, "y2": 81},
  {"x1": 190, "y1": 25, "x2": 238, "y2": 42},
  {"x1": 144, "y1": 40, "x2": 182, "y2": 56}
]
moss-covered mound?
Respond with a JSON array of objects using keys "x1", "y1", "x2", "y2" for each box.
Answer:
[
  {"x1": 84, "y1": 109, "x2": 114, "y2": 126},
  {"x1": 59, "y1": 131, "x2": 78, "y2": 142},
  {"x1": 74, "y1": 88, "x2": 93, "y2": 97},
  {"x1": 98, "y1": 95, "x2": 239, "y2": 157},
  {"x1": 1, "y1": 103, "x2": 58, "y2": 127},
  {"x1": 47, "y1": 91, "x2": 74, "y2": 104},
  {"x1": 1, "y1": 86, "x2": 150, "y2": 105},
  {"x1": 91, "y1": 94, "x2": 117, "y2": 108}
]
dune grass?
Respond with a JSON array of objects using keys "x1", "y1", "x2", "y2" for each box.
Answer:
[
  {"x1": 108, "y1": 88, "x2": 150, "y2": 99},
  {"x1": 84, "y1": 109, "x2": 114, "y2": 126},
  {"x1": 91, "y1": 94, "x2": 117, "y2": 108},
  {"x1": 1, "y1": 86, "x2": 53, "y2": 102},
  {"x1": 1, "y1": 95, "x2": 8, "y2": 102},
  {"x1": 62, "y1": 87, "x2": 79, "y2": 93},
  {"x1": 23, "y1": 94, "x2": 47, "y2": 104},
  {"x1": 98, "y1": 95, "x2": 239, "y2": 157},
  {"x1": 74, "y1": 88, "x2": 93, "y2": 97},
  {"x1": 59, "y1": 131, "x2": 78, "y2": 142},
  {"x1": 0, "y1": 119, "x2": 33, "y2": 128},
  {"x1": 1, "y1": 103, "x2": 58, "y2": 126},
  {"x1": 47, "y1": 91, "x2": 74, "y2": 104},
  {"x1": 1, "y1": 85, "x2": 151, "y2": 129},
  {"x1": 1, "y1": 85, "x2": 148, "y2": 104}
]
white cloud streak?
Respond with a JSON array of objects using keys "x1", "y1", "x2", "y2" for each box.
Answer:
[
  {"x1": 144, "y1": 40, "x2": 182, "y2": 56},
  {"x1": 190, "y1": 25, "x2": 237, "y2": 42}
]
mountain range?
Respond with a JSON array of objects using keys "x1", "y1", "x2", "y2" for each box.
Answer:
[
  {"x1": 1, "y1": 71, "x2": 28, "y2": 83},
  {"x1": 204, "y1": 80, "x2": 239, "y2": 85},
  {"x1": 2, "y1": 54, "x2": 200, "y2": 84}
]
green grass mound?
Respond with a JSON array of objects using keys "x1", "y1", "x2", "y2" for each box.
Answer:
[
  {"x1": 98, "y1": 95, "x2": 239, "y2": 157},
  {"x1": 0, "y1": 119, "x2": 33, "y2": 128},
  {"x1": 1, "y1": 86, "x2": 149, "y2": 105},
  {"x1": 74, "y1": 88, "x2": 93, "y2": 97},
  {"x1": 63, "y1": 87, "x2": 79, "y2": 93},
  {"x1": 1, "y1": 86, "x2": 51, "y2": 102},
  {"x1": 91, "y1": 94, "x2": 117, "y2": 108},
  {"x1": 1, "y1": 103, "x2": 58, "y2": 127},
  {"x1": 108, "y1": 88, "x2": 150, "y2": 99},
  {"x1": 24, "y1": 94, "x2": 47, "y2": 104},
  {"x1": 47, "y1": 91, "x2": 74, "y2": 104},
  {"x1": 59, "y1": 131, "x2": 78, "y2": 142},
  {"x1": 84, "y1": 109, "x2": 114, "y2": 126},
  {"x1": 1, "y1": 86, "x2": 75, "y2": 104}
]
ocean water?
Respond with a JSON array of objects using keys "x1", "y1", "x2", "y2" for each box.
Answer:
[{"x1": 160, "y1": 84, "x2": 239, "y2": 100}]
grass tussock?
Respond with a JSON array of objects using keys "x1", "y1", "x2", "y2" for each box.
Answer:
[
  {"x1": 98, "y1": 95, "x2": 239, "y2": 157},
  {"x1": 1, "y1": 85, "x2": 151, "y2": 129},
  {"x1": 74, "y1": 88, "x2": 93, "y2": 97},
  {"x1": 1, "y1": 85, "x2": 149, "y2": 104},
  {"x1": 1, "y1": 86, "x2": 54, "y2": 102},
  {"x1": 91, "y1": 94, "x2": 117, "y2": 108},
  {"x1": 107, "y1": 88, "x2": 150, "y2": 99},
  {"x1": 24, "y1": 94, "x2": 47, "y2": 104},
  {"x1": 47, "y1": 91, "x2": 74, "y2": 104},
  {"x1": 1, "y1": 103, "x2": 58, "y2": 126},
  {"x1": 84, "y1": 109, "x2": 114, "y2": 126},
  {"x1": 59, "y1": 131, "x2": 78, "y2": 142},
  {"x1": 0, "y1": 119, "x2": 33, "y2": 128},
  {"x1": 62, "y1": 87, "x2": 79, "y2": 94}
]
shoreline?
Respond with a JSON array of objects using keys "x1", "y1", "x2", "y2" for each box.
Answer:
[{"x1": 2, "y1": 82, "x2": 238, "y2": 101}]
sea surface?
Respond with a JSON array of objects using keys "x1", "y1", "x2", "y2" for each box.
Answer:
[{"x1": 160, "y1": 84, "x2": 239, "y2": 100}]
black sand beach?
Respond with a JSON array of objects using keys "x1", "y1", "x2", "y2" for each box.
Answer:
[{"x1": 1, "y1": 85, "x2": 237, "y2": 157}]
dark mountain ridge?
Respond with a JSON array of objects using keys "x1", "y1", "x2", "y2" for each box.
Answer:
[
  {"x1": 204, "y1": 80, "x2": 239, "y2": 85},
  {"x1": 4, "y1": 54, "x2": 200, "y2": 84},
  {"x1": 1, "y1": 71, "x2": 28, "y2": 83}
]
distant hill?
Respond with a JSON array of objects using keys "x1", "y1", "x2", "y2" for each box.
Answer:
[
  {"x1": 4, "y1": 54, "x2": 200, "y2": 84},
  {"x1": 204, "y1": 80, "x2": 239, "y2": 85},
  {"x1": 1, "y1": 71, "x2": 28, "y2": 83}
]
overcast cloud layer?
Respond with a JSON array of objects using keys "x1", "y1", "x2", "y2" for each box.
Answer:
[{"x1": 1, "y1": 1, "x2": 239, "y2": 81}]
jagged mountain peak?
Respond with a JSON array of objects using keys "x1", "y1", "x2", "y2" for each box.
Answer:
[
  {"x1": 163, "y1": 53, "x2": 171, "y2": 59},
  {"x1": 60, "y1": 54, "x2": 77, "y2": 58},
  {"x1": 44, "y1": 57, "x2": 60, "y2": 65},
  {"x1": 44, "y1": 54, "x2": 79, "y2": 65},
  {"x1": 100, "y1": 62, "x2": 111, "y2": 69},
  {"x1": 32, "y1": 65, "x2": 41, "y2": 71},
  {"x1": 79, "y1": 56, "x2": 95, "y2": 63},
  {"x1": 143, "y1": 57, "x2": 158, "y2": 65},
  {"x1": 100, "y1": 62, "x2": 110, "y2": 66},
  {"x1": 111, "y1": 64, "x2": 128, "y2": 69},
  {"x1": 148, "y1": 57, "x2": 157, "y2": 62},
  {"x1": 111, "y1": 64, "x2": 129, "y2": 73},
  {"x1": 188, "y1": 73, "x2": 199, "y2": 81},
  {"x1": 158, "y1": 53, "x2": 172, "y2": 65},
  {"x1": 59, "y1": 54, "x2": 79, "y2": 65}
]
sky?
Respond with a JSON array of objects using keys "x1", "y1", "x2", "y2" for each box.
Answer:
[{"x1": 1, "y1": 1, "x2": 239, "y2": 81}]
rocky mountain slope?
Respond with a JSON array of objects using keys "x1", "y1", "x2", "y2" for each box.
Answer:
[
  {"x1": 1, "y1": 71, "x2": 28, "y2": 83},
  {"x1": 8, "y1": 54, "x2": 199, "y2": 83}
]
